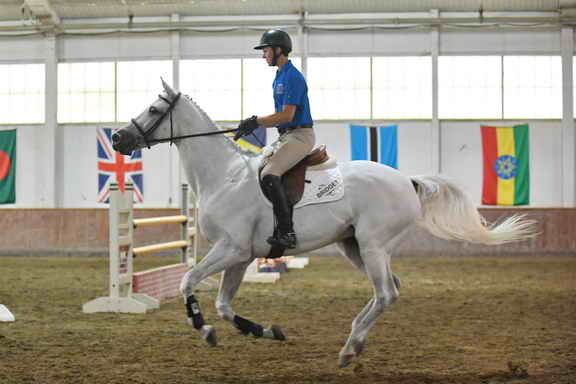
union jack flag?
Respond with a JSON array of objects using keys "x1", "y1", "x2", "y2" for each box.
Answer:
[{"x1": 97, "y1": 127, "x2": 144, "y2": 203}]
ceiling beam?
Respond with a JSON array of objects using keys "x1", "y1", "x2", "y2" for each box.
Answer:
[{"x1": 2, "y1": 10, "x2": 576, "y2": 34}]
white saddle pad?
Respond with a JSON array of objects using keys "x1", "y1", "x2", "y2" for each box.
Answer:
[{"x1": 294, "y1": 165, "x2": 345, "y2": 209}]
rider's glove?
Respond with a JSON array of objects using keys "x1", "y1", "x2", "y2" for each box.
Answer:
[{"x1": 234, "y1": 115, "x2": 259, "y2": 141}]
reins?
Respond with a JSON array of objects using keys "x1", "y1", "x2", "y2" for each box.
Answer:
[{"x1": 145, "y1": 127, "x2": 240, "y2": 145}]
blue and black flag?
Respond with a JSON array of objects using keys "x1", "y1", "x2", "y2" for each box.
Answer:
[{"x1": 349, "y1": 124, "x2": 398, "y2": 168}]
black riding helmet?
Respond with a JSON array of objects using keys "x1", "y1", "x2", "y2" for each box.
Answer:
[{"x1": 254, "y1": 29, "x2": 292, "y2": 57}]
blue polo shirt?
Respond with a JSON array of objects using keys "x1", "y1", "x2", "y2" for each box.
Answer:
[{"x1": 273, "y1": 60, "x2": 313, "y2": 129}]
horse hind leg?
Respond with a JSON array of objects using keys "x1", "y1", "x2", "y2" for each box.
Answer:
[
  {"x1": 337, "y1": 236, "x2": 366, "y2": 272},
  {"x1": 216, "y1": 261, "x2": 286, "y2": 341},
  {"x1": 337, "y1": 236, "x2": 401, "y2": 290},
  {"x1": 338, "y1": 246, "x2": 400, "y2": 368},
  {"x1": 337, "y1": 236, "x2": 400, "y2": 357}
]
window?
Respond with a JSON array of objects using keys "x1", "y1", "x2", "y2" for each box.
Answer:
[
  {"x1": 116, "y1": 61, "x2": 173, "y2": 122},
  {"x1": 58, "y1": 62, "x2": 115, "y2": 123},
  {"x1": 0, "y1": 64, "x2": 45, "y2": 124},
  {"x1": 242, "y1": 57, "x2": 302, "y2": 118},
  {"x1": 241, "y1": 58, "x2": 275, "y2": 118},
  {"x1": 504, "y1": 56, "x2": 561, "y2": 119},
  {"x1": 373, "y1": 57, "x2": 432, "y2": 119},
  {"x1": 308, "y1": 57, "x2": 370, "y2": 119},
  {"x1": 439, "y1": 56, "x2": 502, "y2": 119},
  {"x1": 180, "y1": 59, "x2": 241, "y2": 121}
]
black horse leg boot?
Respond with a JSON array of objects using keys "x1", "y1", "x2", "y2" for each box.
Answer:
[{"x1": 261, "y1": 174, "x2": 297, "y2": 249}]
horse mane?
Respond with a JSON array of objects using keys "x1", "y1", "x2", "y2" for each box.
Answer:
[
  {"x1": 182, "y1": 94, "x2": 262, "y2": 159},
  {"x1": 183, "y1": 94, "x2": 218, "y2": 130}
]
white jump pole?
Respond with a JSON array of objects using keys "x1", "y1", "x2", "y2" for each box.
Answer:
[
  {"x1": 83, "y1": 182, "x2": 158, "y2": 313},
  {"x1": 180, "y1": 183, "x2": 189, "y2": 264},
  {"x1": 83, "y1": 182, "x2": 216, "y2": 314}
]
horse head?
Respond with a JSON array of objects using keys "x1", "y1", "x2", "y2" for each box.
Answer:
[{"x1": 112, "y1": 79, "x2": 181, "y2": 155}]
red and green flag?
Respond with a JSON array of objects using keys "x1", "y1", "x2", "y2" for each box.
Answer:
[
  {"x1": 481, "y1": 124, "x2": 529, "y2": 205},
  {"x1": 0, "y1": 129, "x2": 16, "y2": 204}
]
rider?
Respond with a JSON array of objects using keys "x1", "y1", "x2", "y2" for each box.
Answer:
[{"x1": 234, "y1": 28, "x2": 315, "y2": 249}]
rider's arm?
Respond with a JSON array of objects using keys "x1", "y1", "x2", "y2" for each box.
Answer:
[{"x1": 256, "y1": 104, "x2": 296, "y2": 128}]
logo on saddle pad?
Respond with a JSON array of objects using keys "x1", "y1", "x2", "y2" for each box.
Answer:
[
  {"x1": 261, "y1": 166, "x2": 344, "y2": 209},
  {"x1": 295, "y1": 167, "x2": 344, "y2": 208},
  {"x1": 260, "y1": 144, "x2": 344, "y2": 208},
  {"x1": 316, "y1": 180, "x2": 340, "y2": 199}
]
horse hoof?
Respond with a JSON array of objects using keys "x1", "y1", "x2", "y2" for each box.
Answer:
[
  {"x1": 262, "y1": 325, "x2": 286, "y2": 341},
  {"x1": 201, "y1": 325, "x2": 217, "y2": 347},
  {"x1": 338, "y1": 354, "x2": 355, "y2": 368},
  {"x1": 353, "y1": 341, "x2": 364, "y2": 356},
  {"x1": 270, "y1": 325, "x2": 286, "y2": 341},
  {"x1": 393, "y1": 274, "x2": 401, "y2": 291}
]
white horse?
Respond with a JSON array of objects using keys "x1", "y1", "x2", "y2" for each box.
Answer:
[{"x1": 112, "y1": 80, "x2": 536, "y2": 368}]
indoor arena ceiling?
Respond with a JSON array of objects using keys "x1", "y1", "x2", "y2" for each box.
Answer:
[{"x1": 2, "y1": 0, "x2": 576, "y2": 26}]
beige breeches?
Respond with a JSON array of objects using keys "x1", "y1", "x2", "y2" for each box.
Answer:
[{"x1": 261, "y1": 128, "x2": 316, "y2": 178}]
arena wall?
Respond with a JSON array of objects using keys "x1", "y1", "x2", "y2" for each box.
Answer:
[
  {"x1": 0, "y1": 208, "x2": 185, "y2": 256},
  {"x1": 1, "y1": 208, "x2": 574, "y2": 256}
]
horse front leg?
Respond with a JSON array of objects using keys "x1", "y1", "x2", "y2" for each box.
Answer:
[
  {"x1": 216, "y1": 261, "x2": 286, "y2": 341},
  {"x1": 179, "y1": 240, "x2": 247, "y2": 347}
]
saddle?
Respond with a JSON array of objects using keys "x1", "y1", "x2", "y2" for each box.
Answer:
[{"x1": 279, "y1": 145, "x2": 330, "y2": 205}]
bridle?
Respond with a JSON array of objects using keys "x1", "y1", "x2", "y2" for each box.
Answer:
[{"x1": 129, "y1": 92, "x2": 238, "y2": 148}]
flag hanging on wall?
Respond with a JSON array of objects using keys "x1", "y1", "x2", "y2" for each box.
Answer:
[
  {"x1": 481, "y1": 124, "x2": 530, "y2": 205},
  {"x1": 0, "y1": 129, "x2": 16, "y2": 204},
  {"x1": 350, "y1": 124, "x2": 398, "y2": 168},
  {"x1": 234, "y1": 127, "x2": 267, "y2": 153},
  {"x1": 97, "y1": 127, "x2": 144, "y2": 203}
]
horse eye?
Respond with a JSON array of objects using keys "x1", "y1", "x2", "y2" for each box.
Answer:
[{"x1": 149, "y1": 106, "x2": 159, "y2": 114}]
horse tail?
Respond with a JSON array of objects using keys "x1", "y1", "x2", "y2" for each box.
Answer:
[{"x1": 410, "y1": 175, "x2": 537, "y2": 245}]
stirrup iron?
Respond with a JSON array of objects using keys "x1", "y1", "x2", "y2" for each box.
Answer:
[{"x1": 267, "y1": 232, "x2": 297, "y2": 249}]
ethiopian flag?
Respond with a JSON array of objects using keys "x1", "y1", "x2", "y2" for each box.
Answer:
[
  {"x1": 481, "y1": 124, "x2": 529, "y2": 205},
  {"x1": 0, "y1": 129, "x2": 16, "y2": 204}
]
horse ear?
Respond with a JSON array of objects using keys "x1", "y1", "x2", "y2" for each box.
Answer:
[{"x1": 161, "y1": 77, "x2": 177, "y2": 98}]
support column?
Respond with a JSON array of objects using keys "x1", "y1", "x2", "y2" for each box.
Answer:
[
  {"x1": 37, "y1": 34, "x2": 61, "y2": 207},
  {"x1": 430, "y1": 10, "x2": 441, "y2": 175},
  {"x1": 171, "y1": 13, "x2": 182, "y2": 207},
  {"x1": 299, "y1": 12, "x2": 308, "y2": 78},
  {"x1": 171, "y1": 13, "x2": 181, "y2": 92},
  {"x1": 561, "y1": 27, "x2": 575, "y2": 206}
]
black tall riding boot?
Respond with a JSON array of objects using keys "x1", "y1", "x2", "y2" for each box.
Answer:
[{"x1": 261, "y1": 174, "x2": 297, "y2": 249}]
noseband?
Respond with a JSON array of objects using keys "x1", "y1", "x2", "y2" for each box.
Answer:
[
  {"x1": 129, "y1": 93, "x2": 238, "y2": 147},
  {"x1": 130, "y1": 93, "x2": 181, "y2": 148}
]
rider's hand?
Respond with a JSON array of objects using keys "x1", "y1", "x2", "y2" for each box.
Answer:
[{"x1": 234, "y1": 115, "x2": 259, "y2": 141}]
